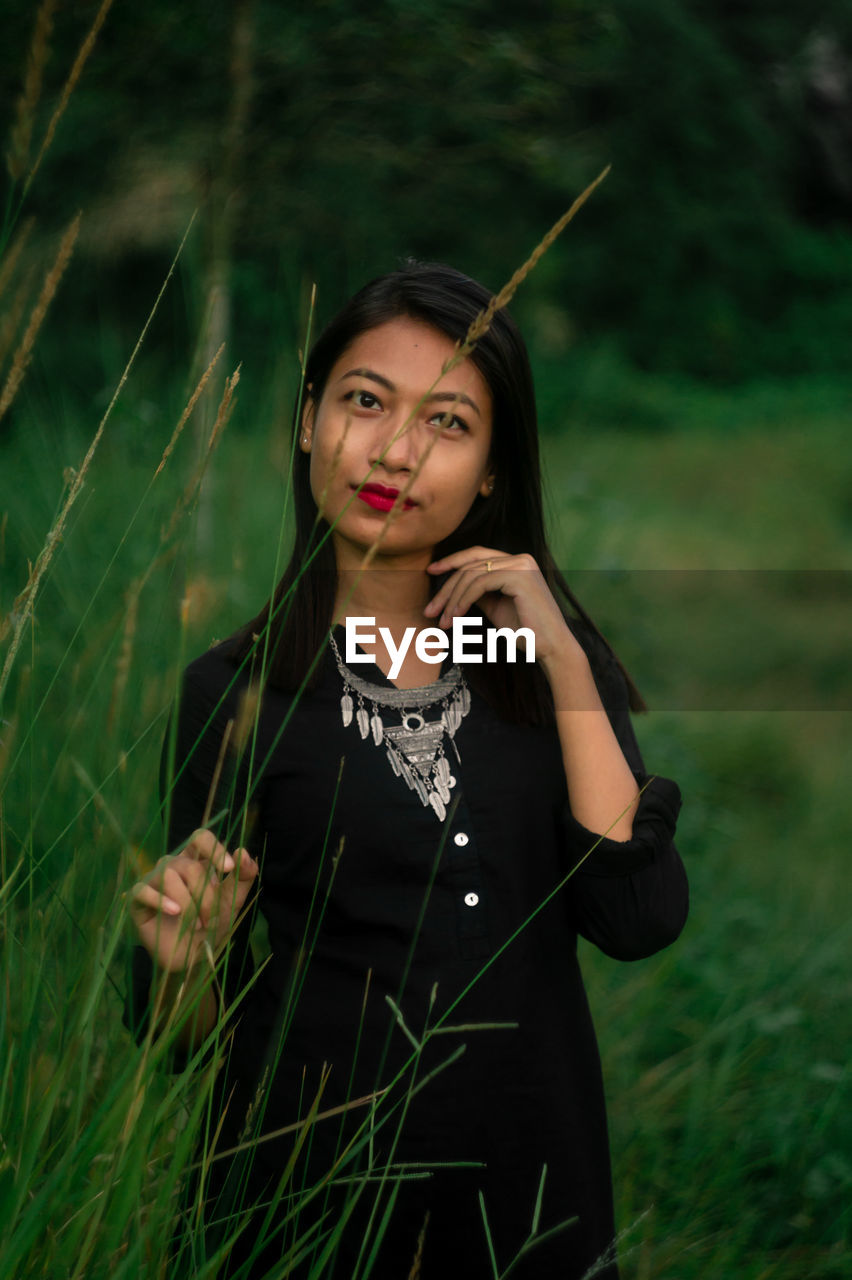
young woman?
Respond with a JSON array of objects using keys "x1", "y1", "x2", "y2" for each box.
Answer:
[{"x1": 126, "y1": 262, "x2": 688, "y2": 1280}]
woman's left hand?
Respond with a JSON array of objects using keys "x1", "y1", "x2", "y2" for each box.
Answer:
[{"x1": 424, "y1": 547, "x2": 585, "y2": 670}]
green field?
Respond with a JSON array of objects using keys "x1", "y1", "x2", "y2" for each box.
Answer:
[
  {"x1": 1, "y1": 356, "x2": 849, "y2": 1277},
  {"x1": 3, "y1": 1, "x2": 852, "y2": 1271}
]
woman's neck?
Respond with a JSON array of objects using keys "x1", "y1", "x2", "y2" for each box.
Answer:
[{"x1": 331, "y1": 551, "x2": 434, "y2": 630}]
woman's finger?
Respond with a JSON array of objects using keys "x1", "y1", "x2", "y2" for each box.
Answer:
[
  {"x1": 450, "y1": 561, "x2": 515, "y2": 621},
  {"x1": 184, "y1": 828, "x2": 235, "y2": 875},
  {"x1": 160, "y1": 865, "x2": 196, "y2": 914},
  {"x1": 232, "y1": 847, "x2": 259, "y2": 880},
  {"x1": 425, "y1": 550, "x2": 508, "y2": 620},
  {"x1": 432, "y1": 562, "x2": 508, "y2": 627},
  {"x1": 213, "y1": 852, "x2": 259, "y2": 935},
  {"x1": 427, "y1": 545, "x2": 495, "y2": 573},
  {"x1": 169, "y1": 853, "x2": 220, "y2": 890},
  {"x1": 129, "y1": 882, "x2": 182, "y2": 917},
  {"x1": 218, "y1": 865, "x2": 256, "y2": 915},
  {"x1": 424, "y1": 566, "x2": 472, "y2": 621},
  {"x1": 170, "y1": 858, "x2": 227, "y2": 926}
]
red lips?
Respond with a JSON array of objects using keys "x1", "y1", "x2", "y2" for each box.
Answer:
[{"x1": 353, "y1": 483, "x2": 416, "y2": 511}]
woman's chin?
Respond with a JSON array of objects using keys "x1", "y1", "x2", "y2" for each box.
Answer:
[{"x1": 329, "y1": 526, "x2": 435, "y2": 564}]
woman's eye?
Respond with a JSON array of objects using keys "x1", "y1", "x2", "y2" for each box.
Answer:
[
  {"x1": 429, "y1": 411, "x2": 468, "y2": 433},
  {"x1": 344, "y1": 389, "x2": 381, "y2": 410}
]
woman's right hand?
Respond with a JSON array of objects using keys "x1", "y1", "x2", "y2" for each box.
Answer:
[{"x1": 129, "y1": 829, "x2": 259, "y2": 974}]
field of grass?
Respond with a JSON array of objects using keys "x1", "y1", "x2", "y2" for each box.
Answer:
[
  {"x1": 2, "y1": 3, "x2": 849, "y2": 1272},
  {"x1": 1, "y1": 356, "x2": 850, "y2": 1276}
]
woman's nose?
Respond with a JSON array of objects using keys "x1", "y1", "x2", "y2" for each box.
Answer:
[{"x1": 368, "y1": 411, "x2": 422, "y2": 474}]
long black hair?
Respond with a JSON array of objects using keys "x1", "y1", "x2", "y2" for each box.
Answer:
[{"x1": 225, "y1": 261, "x2": 646, "y2": 723}]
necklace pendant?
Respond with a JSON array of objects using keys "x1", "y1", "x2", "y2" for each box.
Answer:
[
  {"x1": 429, "y1": 791, "x2": 447, "y2": 821},
  {"x1": 434, "y1": 775, "x2": 451, "y2": 804},
  {"x1": 413, "y1": 773, "x2": 429, "y2": 806},
  {"x1": 329, "y1": 630, "x2": 472, "y2": 822}
]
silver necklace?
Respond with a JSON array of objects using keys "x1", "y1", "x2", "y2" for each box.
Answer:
[{"x1": 328, "y1": 629, "x2": 471, "y2": 822}]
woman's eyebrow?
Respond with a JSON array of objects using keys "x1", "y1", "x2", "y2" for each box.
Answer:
[
  {"x1": 340, "y1": 367, "x2": 395, "y2": 391},
  {"x1": 339, "y1": 368, "x2": 481, "y2": 417},
  {"x1": 427, "y1": 390, "x2": 481, "y2": 418}
]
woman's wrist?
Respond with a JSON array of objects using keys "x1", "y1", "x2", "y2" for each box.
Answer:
[
  {"x1": 539, "y1": 637, "x2": 604, "y2": 711},
  {"x1": 148, "y1": 958, "x2": 220, "y2": 1047}
]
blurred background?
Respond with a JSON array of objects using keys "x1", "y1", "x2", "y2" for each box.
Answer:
[
  {"x1": 0, "y1": 2, "x2": 850, "y2": 1277},
  {"x1": 5, "y1": 1, "x2": 852, "y2": 390}
]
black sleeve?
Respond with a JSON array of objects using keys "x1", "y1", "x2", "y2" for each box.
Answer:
[
  {"x1": 560, "y1": 630, "x2": 689, "y2": 962},
  {"x1": 122, "y1": 656, "x2": 261, "y2": 1059}
]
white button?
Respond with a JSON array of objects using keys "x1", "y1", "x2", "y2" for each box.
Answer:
[
  {"x1": 454, "y1": 832, "x2": 469, "y2": 847},
  {"x1": 464, "y1": 892, "x2": 479, "y2": 907}
]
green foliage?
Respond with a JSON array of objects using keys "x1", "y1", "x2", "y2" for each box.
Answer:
[
  {"x1": 584, "y1": 707, "x2": 852, "y2": 1277},
  {"x1": 2, "y1": 353, "x2": 851, "y2": 1274},
  {"x1": 1, "y1": 4, "x2": 851, "y2": 1273},
  {"x1": 3, "y1": 0, "x2": 852, "y2": 386}
]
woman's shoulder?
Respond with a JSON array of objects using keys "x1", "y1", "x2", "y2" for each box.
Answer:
[
  {"x1": 181, "y1": 638, "x2": 247, "y2": 695},
  {"x1": 179, "y1": 634, "x2": 332, "y2": 718}
]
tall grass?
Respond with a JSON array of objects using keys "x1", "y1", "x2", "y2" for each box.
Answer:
[
  {"x1": 2, "y1": 7, "x2": 850, "y2": 1270},
  {"x1": 3, "y1": 324, "x2": 850, "y2": 1276},
  {"x1": 0, "y1": 133, "x2": 639, "y2": 1274}
]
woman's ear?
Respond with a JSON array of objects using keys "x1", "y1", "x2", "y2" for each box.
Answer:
[
  {"x1": 300, "y1": 389, "x2": 314, "y2": 451},
  {"x1": 480, "y1": 473, "x2": 496, "y2": 498}
]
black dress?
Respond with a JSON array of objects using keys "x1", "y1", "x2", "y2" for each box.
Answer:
[{"x1": 126, "y1": 619, "x2": 687, "y2": 1280}]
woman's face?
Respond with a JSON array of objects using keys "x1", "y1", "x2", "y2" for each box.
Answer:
[{"x1": 300, "y1": 316, "x2": 495, "y2": 567}]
